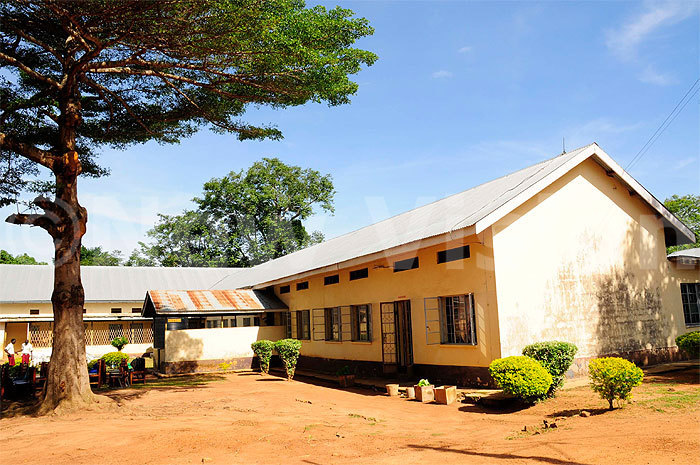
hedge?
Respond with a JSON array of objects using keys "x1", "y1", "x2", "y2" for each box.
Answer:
[
  {"x1": 274, "y1": 339, "x2": 302, "y2": 380},
  {"x1": 522, "y1": 341, "x2": 578, "y2": 396},
  {"x1": 589, "y1": 357, "x2": 643, "y2": 410},
  {"x1": 676, "y1": 331, "x2": 700, "y2": 359},
  {"x1": 251, "y1": 340, "x2": 275, "y2": 374}
]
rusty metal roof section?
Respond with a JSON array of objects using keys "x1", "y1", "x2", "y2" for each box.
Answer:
[{"x1": 145, "y1": 289, "x2": 287, "y2": 315}]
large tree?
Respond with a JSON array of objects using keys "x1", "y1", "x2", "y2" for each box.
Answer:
[
  {"x1": 0, "y1": 0, "x2": 375, "y2": 413},
  {"x1": 129, "y1": 157, "x2": 333, "y2": 267},
  {"x1": 665, "y1": 194, "x2": 699, "y2": 253}
]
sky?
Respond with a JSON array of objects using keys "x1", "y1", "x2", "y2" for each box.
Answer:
[{"x1": 1, "y1": 0, "x2": 699, "y2": 263}]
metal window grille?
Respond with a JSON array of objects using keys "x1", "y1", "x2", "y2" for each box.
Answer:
[
  {"x1": 351, "y1": 304, "x2": 371, "y2": 341},
  {"x1": 324, "y1": 307, "x2": 341, "y2": 341},
  {"x1": 680, "y1": 283, "x2": 700, "y2": 326},
  {"x1": 440, "y1": 294, "x2": 477, "y2": 345},
  {"x1": 29, "y1": 323, "x2": 52, "y2": 348}
]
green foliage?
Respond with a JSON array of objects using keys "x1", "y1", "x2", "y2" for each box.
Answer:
[
  {"x1": 336, "y1": 365, "x2": 352, "y2": 376},
  {"x1": 110, "y1": 336, "x2": 129, "y2": 351},
  {"x1": 675, "y1": 331, "x2": 700, "y2": 359},
  {"x1": 101, "y1": 351, "x2": 129, "y2": 368},
  {"x1": 129, "y1": 158, "x2": 334, "y2": 267},
  {"x1": 251, "y1": 340, "x2": 275, "y2": 374},
  {"x1": 0, "y1": 1, "x2": 376, "y2": 207},
  {"x1": 274, "y1": 339, "x2": 302, "y2": 380},
  {"x1": 522, "y1": 341, "x2": 578, "y2": 396},
  {"x1": 417, "y1": 379, "x2": 431, "y2": 387},
  {"x1": 0, "y1": 249, "x2": 46, "y2": 265},
  {"x1": 489, "y1": 356, "x2": 553, "y2": 403},
  {"x1": 81, "y1": 246, "x2": 123, "y2": 266},
  {"x1": 87, "y1": 359, "x2": 100, "y2": 370},
  {"x1": 588, "y1": 357, "x2": 644, "y2": 410},
  {"x1": 664, "y1": 194, "x2": 699, "y2": 253}
]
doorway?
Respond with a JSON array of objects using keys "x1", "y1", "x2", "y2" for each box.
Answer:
[{"x1": 380, "y1": 300, "x2": 414, "y2": 374}]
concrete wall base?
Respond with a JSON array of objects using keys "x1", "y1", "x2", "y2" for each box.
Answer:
[{"x1": 568, "y1": 346, "x2": 686, "y2": 377}]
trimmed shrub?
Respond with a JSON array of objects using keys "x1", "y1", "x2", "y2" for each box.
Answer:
[
  {"x1": 110, "y1": 336, "x2": 129, "y2": 351},
  {"x1": 101, "y1": 351, "x2": 129, "y2": 368},
  {"x1": 417, "y1": 379, "x2": 431, "y2": 387},
  {"x1": 251, "y1": 340, "x2": 275, "y2": 374},
  {"x1": 274, "y1": 339, "x2": 302, "y2": 380},
  {"x1": 522, "y1": 341, "x2": 578, "y2": 396},
  {"x1": 676, "y1": 331, "x2": 700, "y2": 359},
  {"x1": 489, "y1": 356, "x2": 553, "y2": 403},
  {"x1": 588, "y1": 357, "x2": 643, "y2": 410}
]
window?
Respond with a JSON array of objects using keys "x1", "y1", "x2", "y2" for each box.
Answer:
[
  {"x1": 394, "y1": 257, "x2": 419, "y2": 272},
  {"x1": 206, "y1": 318, "x2": 221, "y2": 328},
  {"x1": 132, "y1": 307, "x2": 141, "y2": 314},
  {"x1": 349, "y1": 268, "x2": 368, "y2": 281},
  {"x1": 440, "y1": 295, "x2": 477, "y2": 345},
  {"x1": 83, "y1": 308, "x2": 87, "y2": 314},
  {"x1": 438, "y1": 245, "x2": 470, "y2": 264},
  {"x1": 111, "y1": 308, "x2": 122, "y2": 314},
  {"x1": 109, "y1": 324, "x2": 123, "y2": 340},
  {"x1": 324, "y1": 274, "x2": 340, "y2": 285},
  {"x1": 324, "y1": 307, "x2": 341, "y2": 341},
  {"x1": 351, "y1": 305, "x2": 371, "y2": 341},
  {"x1": 296, "y1": 310, "x2": 310, "y2": 340},
  {"x1": 296, "y1": 281, "x2": 309, "y2": 291},
  {"x1": 280, "y1": 285, "x2": 290, "y2": 294},
  {"x1": 242, "y1": 317, "x2": 252, "y2": 327},
  {"x1": 29, "y1": 309, "x2": 39, "y2": 315},
  {"x1": 680, "y1": 283, "x2": 700, "y2": 326}
]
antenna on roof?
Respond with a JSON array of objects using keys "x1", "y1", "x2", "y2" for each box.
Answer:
[{"x1": 562, "y1": 137, "x2": 566, "y2": 154}]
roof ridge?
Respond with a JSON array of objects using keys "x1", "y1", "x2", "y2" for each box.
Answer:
[{"x1": 251, "y1": 143, "x2": 596, "y2": 263}]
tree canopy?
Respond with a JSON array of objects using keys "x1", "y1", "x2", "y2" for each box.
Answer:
[
  {"x1": 129, "y1": 157, "x2": 333, "y2": 267},
  {"x1": 80, "y1": 245, "x2": 122, "y2": 266},
  {"x1": 665, "y1": 194, "x2": 700, "y2": 253},
  {"x1": 0, "y1": 249, "x2": 47, "y2": 264}
]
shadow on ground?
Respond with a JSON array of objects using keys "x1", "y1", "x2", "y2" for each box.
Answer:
[{"x1": 406, "y1": 444, "x2": 591, "y2": 465}]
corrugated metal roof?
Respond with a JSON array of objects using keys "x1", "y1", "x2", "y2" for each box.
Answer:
[
  {"x1": 668, "y1": 248, "x2": 700, "y2": 259},
  {"x1": 0, "y1": 265, "x2": 244, "y2": 303},
  {"x1": 146, "y1": 289, "x2": 286, "y2": 314},
  {"x1": 210, "y1": 143, "x2": 695, "y2": 289}
]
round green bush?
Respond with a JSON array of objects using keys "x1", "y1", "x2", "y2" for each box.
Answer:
[
  {"x1": 274, "y1": 339, "x2": 302, "y2": 380},
  {"x1": 110, "y1": 336, "x2": 129, "y2": 351},
  {"x1": 675, "y1": 331, "x2": 700, "y2": 359},
  {"x1": 251, "y1": 340, "x2": 275, "y2": 374},
  {"x1": 522, "y1": 341, "x2": 578, "y2": 396},
  {"x1": 488, "y1": 356, "x2": 553, "y2": 403},
  {"x1": 588, "y1": 357, "x2": 643, "y2": 410},
  {"x1": 101, "y1": 351, "x2": 129, "y2": 368}
]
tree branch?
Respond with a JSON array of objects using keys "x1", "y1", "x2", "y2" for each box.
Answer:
[
  {"x1": 0, "y1": 51, "x2": 61, "y2": 89},
  {"x1": 5, "y1": 212, "x2": 57, "y2": 235},
  {"x1": 0, "y1": 132, "x2": 54, "y2": 169}
]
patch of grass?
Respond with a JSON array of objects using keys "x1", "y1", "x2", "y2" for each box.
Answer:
[
  {"x1": 304, "y1": 424, "x2": 322, "y2": 432},
  {"x1": 347, "y1": 413, "x2": 378, "y2": 422},
  {"x1": 637, "y1": 387, "x2": 700, "y2": 412},
  {"x1": 130, "y1": 374, "x2": 226, "y2": 389}
]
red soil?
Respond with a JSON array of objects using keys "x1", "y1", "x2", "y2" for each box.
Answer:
[{"x1": 1, "y1": 367, "x2": 698, "y2": 465}]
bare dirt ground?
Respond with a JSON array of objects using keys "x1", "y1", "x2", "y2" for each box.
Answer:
[{"x1": 1, "y1": 366, "x2": 698, "y2": 465}]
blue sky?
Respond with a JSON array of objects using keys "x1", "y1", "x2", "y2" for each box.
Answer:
[{"x1": 2, "y1": 0, "x2": 699, "y2": 263}]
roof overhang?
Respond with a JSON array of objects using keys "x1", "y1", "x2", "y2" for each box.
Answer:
[
  {"x1": 473, "y1": 144, "x2": 696, "y2": 244},
  {"x1": 142, "y1": 289, "x2": 287, "y2": 317}
]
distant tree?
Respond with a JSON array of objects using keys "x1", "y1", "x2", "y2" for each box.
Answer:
[
  {"x1": 0, "y1": 0, "x2": 375, "y2": 413},
  {"x1": 80, "y1": 245, "x2": 122, "y2": 266},
  {"x1": 665, "y1": 194, "x2": 700, "y2": 253},
  {"x1": 130, "y1": 158, "x2": 333, "y2": 267},
  {"x1": 0, "y1": 249, "x2": 47, "y2": 265}
]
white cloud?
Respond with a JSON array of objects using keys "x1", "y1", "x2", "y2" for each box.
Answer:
[
  {"x1": 638, "y1": 65, "x2": 678, "y2": 86},
  {"x1": 606, "y1": 1, "x2": 699, "y2": 59},
  {"x1": 431, "y1": 70, "x2": 453, "y2": 79},
  {"x1": 458, "y1": 46, "x2": 473, "y2": 54}
]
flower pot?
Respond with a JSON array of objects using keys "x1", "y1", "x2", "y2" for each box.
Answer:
[
  {"x1": 414, "y1": 384, "x2": 434, "y2": 403},
  {"x1": 405, "y1": 386, "x2": 415, "y2": 399},
  {"x1": 386, "y1": 383, "x2": 400, "y2": 397},
  {"x1": 435, "y1": 385, "x2": 457, "y2": 405},
  {"x1": 338, "y1": 374, "x2": 355, "y2": 387}
]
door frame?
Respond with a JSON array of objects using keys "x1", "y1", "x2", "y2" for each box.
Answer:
[{"x1": 380, "y1": 300, "x2": 414, "y2": 373}]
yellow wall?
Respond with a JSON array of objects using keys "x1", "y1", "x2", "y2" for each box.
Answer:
[
  {"x1": 164, "y1": 326, "x2": 286, "y2": 362},
  {"x1": 492, "y1": 157, "x2": 699, "y2": 359},
  {"x1": 275, "y1": 233, "x2": 501, "y2": 368},
  {"x1": 0, "y1": 301, "x2": 144, "y2": 317}
]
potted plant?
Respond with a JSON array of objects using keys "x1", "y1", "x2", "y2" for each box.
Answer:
[
  {"x1": 337, "y1": 365, "x2": 355, "y2": 387},
  {"x1": 111, "y1": 336, "x2": 129, "y2": 352},
  {"x1": 414, "y1": 378, "x2": 434, "y2": 402}
]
